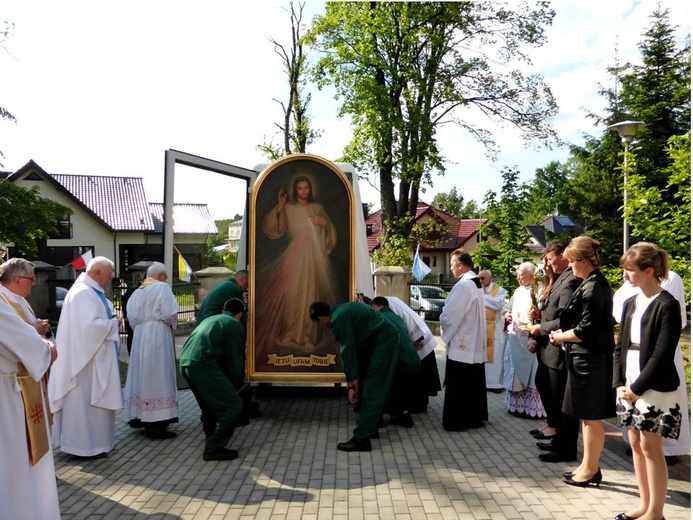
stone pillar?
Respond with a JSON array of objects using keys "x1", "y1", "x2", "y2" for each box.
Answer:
[{"x1": 373, "y1": 266, "x2": 411, "y2": 302}]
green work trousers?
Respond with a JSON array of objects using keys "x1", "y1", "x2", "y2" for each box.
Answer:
[
  {"x1": 354, "y1": 332, "x2": 399, "y2": 440},
  {"x1": 182, "y1": 364, "x2": 243, "y2": 454}
]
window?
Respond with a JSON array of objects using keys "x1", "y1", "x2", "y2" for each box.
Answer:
[{"x1": 50, "y1": 215, "x2": 72, "y2": 239}]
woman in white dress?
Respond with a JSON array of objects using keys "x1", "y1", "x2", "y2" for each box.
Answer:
[
  {"x1": 613, "y1": 243, "x2": 682, "y2": 520},
  {"x1": 503, "y1": 262, "x2": 546, "y2": 419}
]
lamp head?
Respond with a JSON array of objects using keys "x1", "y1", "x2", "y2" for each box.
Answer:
[{"x1": 608, "y1": 120, "x2": 646, "y2": 144}]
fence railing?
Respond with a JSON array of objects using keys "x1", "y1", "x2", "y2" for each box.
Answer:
[{"x1": 111, "y1": 281, "x2": 200, "y2": 323}]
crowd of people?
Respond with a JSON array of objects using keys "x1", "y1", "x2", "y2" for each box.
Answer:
[{"x1": 0, "y1": 235, "x2": 687, "y2": 520}]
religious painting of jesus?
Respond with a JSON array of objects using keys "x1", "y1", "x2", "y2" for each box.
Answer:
[{"x1": 248, "y1": 154, "x2": 353, "y2": 382}]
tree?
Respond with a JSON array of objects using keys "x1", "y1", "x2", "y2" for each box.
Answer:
[
  {"x1": 0, "y1": 181, "x2": 72, "y2": 256},
  {"x1": 0, "y1": 21, "x2": 17, "y2": 168},
  {"x1": 520, "y1": 161, "x2": 570, "y2": 226},
  {"x1": 471, "y1": 167, "x2": 531, "y2": 292},
  {"x1": 555, "y1": 6, "x2": 690, "y2": 266},
  {"x1": 431, "y1": 188, "x2": 482, "y2": 219},
  {"x1": 308, "y1": 2, "x2": 557, "y2": 256},
  {"x1": 618, "y1": 5, "x2": 691, "y2": 189},
  {"x1": 625, "y1": 132, "x2": 690, "y2": 302},
  {"x1": 258, "y1": 2, "x2": 321, "y2": 160}
]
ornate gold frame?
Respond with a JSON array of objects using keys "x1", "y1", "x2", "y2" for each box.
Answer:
[{"x1": 248, "y1": 154, "x2": 355, "y2": 383}]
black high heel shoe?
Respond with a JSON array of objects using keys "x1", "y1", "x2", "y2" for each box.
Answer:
[
  {"x1": 614, "y1": 514, "x2": 634, "y2": 520},
  {"x1": 562, "y1": 468, "x2": 602, "y2": 487}
]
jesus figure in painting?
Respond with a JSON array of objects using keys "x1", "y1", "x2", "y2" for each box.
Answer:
[{"x1": 256, "y1": 175, "x2": 341, "y2": 357}]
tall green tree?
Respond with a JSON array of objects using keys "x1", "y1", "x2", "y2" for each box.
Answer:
[
  {"x1": 0, "y1": 181, "x2": 73, "y2": 256},
  {"x1": 625, "y1": 132, "x2": 690, "y2": 302},
  {"x1": 619, "y1": 5, "x2": 691, "y2": 188},
  {"x1": 521, "y1": 161, "x2": 570, "y2": 226},
  {"x1": 308, "y1": 2, "x2": 557, "y2": 253},
  {"x1": 471, "y1": 167, "x2": 531, "y2": 291},
  {"x1": 431, "y1": 187, "x2": 482, "y2": 219},
  {"x1": 550, "y1": 6, "x2": 689, "y2": 266}
]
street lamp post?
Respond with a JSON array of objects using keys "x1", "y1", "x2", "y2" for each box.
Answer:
[{"x1": 607, "y1": 120, "x2": 646, "y2": 254}]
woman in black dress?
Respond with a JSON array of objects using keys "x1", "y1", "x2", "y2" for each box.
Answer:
[
  {"x1": 549, "y1": 236, "x2": 615, "y2": 487},
  {"x1": 613, "y1": 243, "x2": 681, "y2": 520}
]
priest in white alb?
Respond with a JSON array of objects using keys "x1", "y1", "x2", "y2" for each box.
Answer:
[
  {"x1": 49, "y1": 256, "x2": 122, "y2": 458},
  {"x1": 123, "y1": 262, "x2": 179, "y2": 438},
  {"x1": 0, "y1": 296, "x2": 60, "y2": 519},
  {"x1": 478, "y1": 270, "x2": 507, "y2": 393}
]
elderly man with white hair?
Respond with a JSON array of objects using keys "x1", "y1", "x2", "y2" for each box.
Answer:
[
  {"x1": 123, "y1": 261, "x2": 180, "y2": 439},
  {"x1": 49, "y1": 256, "x2": 122, "y2": 458}
]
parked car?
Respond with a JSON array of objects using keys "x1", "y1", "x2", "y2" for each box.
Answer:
[
  {"x1": 409, "y1": 285, "x2": 447, "y2": 321},
  {"x1": 56, "y1": 286, "x2": 68, "y2": 309}
]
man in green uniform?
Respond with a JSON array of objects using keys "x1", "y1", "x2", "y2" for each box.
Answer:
[
  {"x1": 180, "y1": 298, "x2": 246, "y2": 461},
  {"x1": 196, "y1": 270, "x2": 248, "y2": 325},
  {"x1": 309, "y1": 301, "x2": 400, "y2": 452},
  {"x1": 370, "y1": 296, "x2": 420, "y2": 428},
  {"x1": 195, "y1": 269, "x2": 260, "y2": 421}
]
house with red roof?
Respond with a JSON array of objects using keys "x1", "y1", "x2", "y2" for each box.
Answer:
[
  {"x1": 365, "y1": 202, "x2": 493, "y2": 282},
  {"x1": 5, "y1": 160, "x2": 217, "y2": 281}
]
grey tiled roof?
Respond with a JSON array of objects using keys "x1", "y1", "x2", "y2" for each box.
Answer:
[
  {"x1": 150, "y1": 203, "x2": 218, "y2": 234},
  {"x1": 51, "y1": 174, "x2": 155, "y2": 231}
]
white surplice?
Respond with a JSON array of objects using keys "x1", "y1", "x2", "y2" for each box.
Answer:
[
  {"x1": 0, "y1": 300, "x2": 60, "y2": 519},
  {"x1": 483, "y1": 282, "x2": 507, "y2": 389},
  {"x1": 440, "y1": 271, "x2": 487, "y2": 364},
  {"x1": 123, "y1": 279, "x2": 179, "y2": 422},
  {"x1": 48, "y1": 272, "x2": 122, "y2": 456},
  {"x1": 385, "y1": 296, "x2": 438, "y2": 359},
  {"x1": 613, "y1": 271, "x2": 690, "y2": 456}
]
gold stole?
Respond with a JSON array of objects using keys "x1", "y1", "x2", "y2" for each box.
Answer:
[
  {"x1": 484, "y1": 284, "x2": 500, "y2": 363},
  {"x1": 0, "y1": 293, "x2": 51, "y2": 466}
]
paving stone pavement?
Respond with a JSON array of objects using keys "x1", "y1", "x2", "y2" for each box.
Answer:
[{"x1": 55, "y1": 343, "x2": 690, "y2": 519}]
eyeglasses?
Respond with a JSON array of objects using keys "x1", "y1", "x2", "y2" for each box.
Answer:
[{"x1": 18, "y1": 276, "x2": 36, "y2": 282}]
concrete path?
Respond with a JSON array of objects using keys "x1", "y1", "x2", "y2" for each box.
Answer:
[{"x1": 55, "y1": 344, "x2": 690, "y2": 519}]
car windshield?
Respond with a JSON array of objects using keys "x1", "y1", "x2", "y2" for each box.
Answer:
[{"x1": 420, "y1": 287, "x2": 446, "y2": 298}]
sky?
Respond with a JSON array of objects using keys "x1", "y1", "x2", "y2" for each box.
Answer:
[{"x1": 1, "y1": 1, "x2": 690, "y2": 220}]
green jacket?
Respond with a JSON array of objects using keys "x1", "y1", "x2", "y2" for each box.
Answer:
[
  {"x1": 180, "y1": 311, "x2": 246, "y2": 388},
  {"x1": 330, "y1": 302, "x2": 398, "y2": 381},
  {"x1": 196, "y1": 277, "x2": 244, "y2": 325},
  {"x1": 378, "y1": 307, "x2": 421, "y2": 375}
]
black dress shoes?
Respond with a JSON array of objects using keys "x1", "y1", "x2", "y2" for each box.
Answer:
[
  {"x1": 539, "y1": 452, "x2": 577, "y2": 463},
  {"x1": 203, "y1": 448, "x2": 239, "y2": 461},
  {"x1": 533, "y1": 431, "x2": 556, "y2": 440},
  {"x1": 563, "y1": 468, "x2": 602, "y2": 487},
  {"x1": 536, "y1": 441, "x2": 556, "y2": 451},
  {"x1": 337, "y1": 436, "x2": 372, "y2": 452},
  {"x1": 390, "y1": 412, "x2": 414, "y2": 428},
  {"x1": 145, "y1": 428, "x2": 176, "y2": 439}
]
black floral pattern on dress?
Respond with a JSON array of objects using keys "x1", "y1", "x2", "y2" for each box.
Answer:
[{"x1": 617, "y1": 401, "x2": 682, "y2": 440}]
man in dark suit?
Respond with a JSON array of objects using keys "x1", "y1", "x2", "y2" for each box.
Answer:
[{"x1": 529, "y1": 239, "x2": 582, "y2": 463}]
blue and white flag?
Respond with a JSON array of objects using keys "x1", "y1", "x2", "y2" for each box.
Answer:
[{"x1": 412, "y1": 243, "x2": 431, "y2": 282}]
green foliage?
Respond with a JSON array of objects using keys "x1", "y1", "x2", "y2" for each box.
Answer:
[
  {"x1": 549, "y1": 6, "x2": 690, "y2": 268},
  {"x1": 430, "y1": 188, "x2": 483, "y2": 219},
  {"x1": 625, "y1": 132, "x2": 691, "y2": 303},
  {"x1": 206, "y1": 217, "x2": 241, "y2": 269},
  {"x1": 520, "y1": 161, "x2": 570, "y2": 226},
  {"x1": 471, "y1": 167, "x2": 532, "y2": 291},
  {"x1": 371, "y1": 233, "x2": 413, "y2": 268},
  {"x1": 0, "y1": 181, "x2": 73, "y2": 256},
  {"x1": 308, "y1": 2, "x2": 557, "y2": 243}
]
